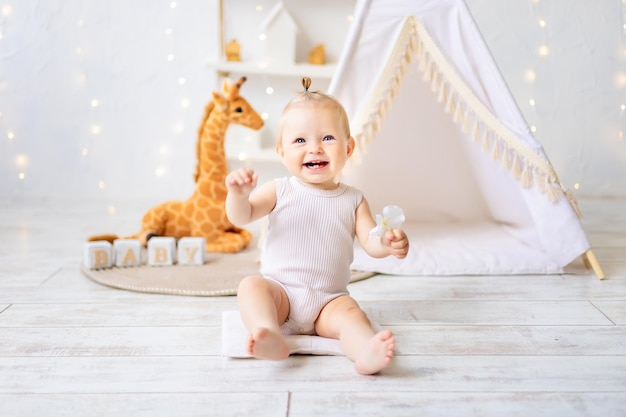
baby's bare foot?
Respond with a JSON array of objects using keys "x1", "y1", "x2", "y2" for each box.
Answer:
[
  {"x1": 354, "y1": 330, "x2": 395, "y2": 375},
  {"x1": 247, "y1": 328, "x2": 290, "y2": 361}
]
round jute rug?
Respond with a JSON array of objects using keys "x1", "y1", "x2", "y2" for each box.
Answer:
[{"x1": 81, "y1": 247, "x2": 376, "y2": 297}]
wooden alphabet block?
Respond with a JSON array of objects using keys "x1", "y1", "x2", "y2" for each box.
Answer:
[
  {"x1": 177, "y1": 237, "x2": 206, "y2": 266},
  {"x1": 147, "y1": 236, "x2": 176, "y2": 266},
  {"x1": 113, "y1": 239, "x2": 142, "y2": 267},
  {"x1": 84, "y1": 241, "x2": 112, "y2": 269}
]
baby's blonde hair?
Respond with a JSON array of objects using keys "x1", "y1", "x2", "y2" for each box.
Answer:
[{"x1": 276, "y1": 77, "x2": 351, "y2": 151}]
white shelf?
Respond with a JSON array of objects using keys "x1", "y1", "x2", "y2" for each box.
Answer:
[{"x1": 209, "y1": 60, "x2": 336, "y2": 79}]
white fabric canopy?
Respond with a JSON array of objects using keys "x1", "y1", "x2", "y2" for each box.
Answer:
[{"x1": 329, "y1": 0, "x2": 591, "y2": 275}]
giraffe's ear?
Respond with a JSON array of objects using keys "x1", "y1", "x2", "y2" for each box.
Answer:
[
  {"x1": 212, "y1": 91, "x2": 227, "y2": 109},
  {"x1": 221, "y1": 78, "x2": 231, "y2": 95}
]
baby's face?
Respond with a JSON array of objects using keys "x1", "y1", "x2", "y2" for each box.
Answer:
[{"x1": 278, "y1": 103, "x2": 354, "y2": 190}]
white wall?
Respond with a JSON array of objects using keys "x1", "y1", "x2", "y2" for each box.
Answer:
[{"x1": 1, "y1": 0, "x2": 624, "y2": 202}]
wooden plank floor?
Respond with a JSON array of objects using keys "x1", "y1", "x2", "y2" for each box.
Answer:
[{"x1": 0, "y1": 197, "x2": 625, "y2": 417}]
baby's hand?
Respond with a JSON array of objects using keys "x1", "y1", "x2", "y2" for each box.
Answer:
[
  {"x1": 225, "y1": 168, "x2": 258, "y2": 197},
  {"x1": 382, "y1": 229, "x2": 409, "y2": 259}
]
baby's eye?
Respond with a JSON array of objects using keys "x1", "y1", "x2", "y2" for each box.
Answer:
[
  {"x1": 295, "y1": 138, "x2": 305, "y2": 144},
  {"x1": 323, "y1": 135, "x2": 335, "y2": 141}
]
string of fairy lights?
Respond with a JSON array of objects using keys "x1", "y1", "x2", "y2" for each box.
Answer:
[
  {"x1": 0, "y1": 5, "x2": 21, "y2": 177},
  {"x1": 1, "y1": 1, "x2": 625, "y2": 196},
  {"x1": 1, "y1": 1, "x2": 189, "y2": 203},
  {"x1": 612, "y1": 0, "x2": 625, "y2": 156},
  {"x1": 622, "y1": 0, "x2": 626, "y2": 154},
  {"x1": 526, "y1": 0, "x2": 626, "y2": 192}
]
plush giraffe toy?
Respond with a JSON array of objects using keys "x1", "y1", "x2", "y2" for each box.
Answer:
[{"x1": 90, "y1": 77, "x2": 263, "y2": 253}]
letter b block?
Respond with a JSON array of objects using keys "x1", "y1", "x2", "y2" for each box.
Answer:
[
  {"x1": 148, "y1": 236, "x2": 176, "y2": 266},
  {"x1": 84, "y1": 241, "x2": 113, "y2": 269},
  {"x1": 113, "y1": 239, "x2": 142, "y2": 267},
  {"x1": 177, "y1": 237, "x2": 206, "y2": 266}
]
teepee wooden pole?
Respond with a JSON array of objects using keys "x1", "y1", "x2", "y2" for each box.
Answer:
[{"x1": 583, "y1": 249, "x2": 605, "y2": 280}]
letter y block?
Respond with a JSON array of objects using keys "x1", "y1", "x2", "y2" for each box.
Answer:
[{"x1": 177, "y1": 237, "x2": 206, "y2": 266}]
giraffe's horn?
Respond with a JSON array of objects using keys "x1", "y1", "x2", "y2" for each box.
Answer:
[
  {"x1": 235, "y1": 76, "x2": 247, "y2": 88},
  {"x1": 227, "y1": 76, "x2": 247, "y2": 100}
]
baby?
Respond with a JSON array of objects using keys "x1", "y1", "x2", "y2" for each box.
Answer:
[{"x1": 225, "y1": 77, "x2": 409, "y2": 375}]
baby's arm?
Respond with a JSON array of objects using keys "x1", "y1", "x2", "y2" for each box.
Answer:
[
  {"x1": 355, "y1": 197, "x2": 409, "y2": 259},
  {"x1": 225, "y1": 168, "x2": 276, "y2": 227}
]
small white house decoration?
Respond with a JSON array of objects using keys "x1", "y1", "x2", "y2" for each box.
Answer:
[{"x1": 260, "y1": 2, "x2": 299, "y2": 66}]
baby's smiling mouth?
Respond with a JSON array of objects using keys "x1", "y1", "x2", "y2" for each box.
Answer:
[{"x1": 303, "y1": 161, "x2": 329, "y2": 168}]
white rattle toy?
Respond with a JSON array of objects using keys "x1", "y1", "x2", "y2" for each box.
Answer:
[{"x1": 369, "y1": 205, "x2": 405, "y2": 238}]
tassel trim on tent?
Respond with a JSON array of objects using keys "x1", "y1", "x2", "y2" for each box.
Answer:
[{"x1": 352, "y1": 15, "x2": 578, "y2": 207}]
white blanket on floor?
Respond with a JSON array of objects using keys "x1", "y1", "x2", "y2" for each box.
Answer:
[{"x1": 223, "y1": 310, "x2": 381, "y2": 357}]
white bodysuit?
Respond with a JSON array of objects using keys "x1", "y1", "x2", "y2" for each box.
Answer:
[{"x1": 260, "y1": 176, "x2": 363, "y2": 335}]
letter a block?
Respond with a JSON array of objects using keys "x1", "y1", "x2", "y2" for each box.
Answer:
[
  {"x1": 113, "y1": 239, "x2": 142, "y2": 267},
  {"x1": 84, "y1": 241, "x2": 112, "y2": 269},
  {"x1": 148, "y1": 236, "x2": 176, "y2": 266},
  {"x1": 177, "y1": 237, "x2": 206, "y2": 266}
]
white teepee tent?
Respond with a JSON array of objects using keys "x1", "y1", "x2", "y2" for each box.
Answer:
[{"x1": 329, "y1": 0, "x2": 604, "y2": 277}]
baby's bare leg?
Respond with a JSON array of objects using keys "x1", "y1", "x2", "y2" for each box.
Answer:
[
  {"x1": 316, "y1": 295, "x2": 395, "y2": 375},
  {"x1": 237, "y1": 275, "x2": 290, "y2": 360}
]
